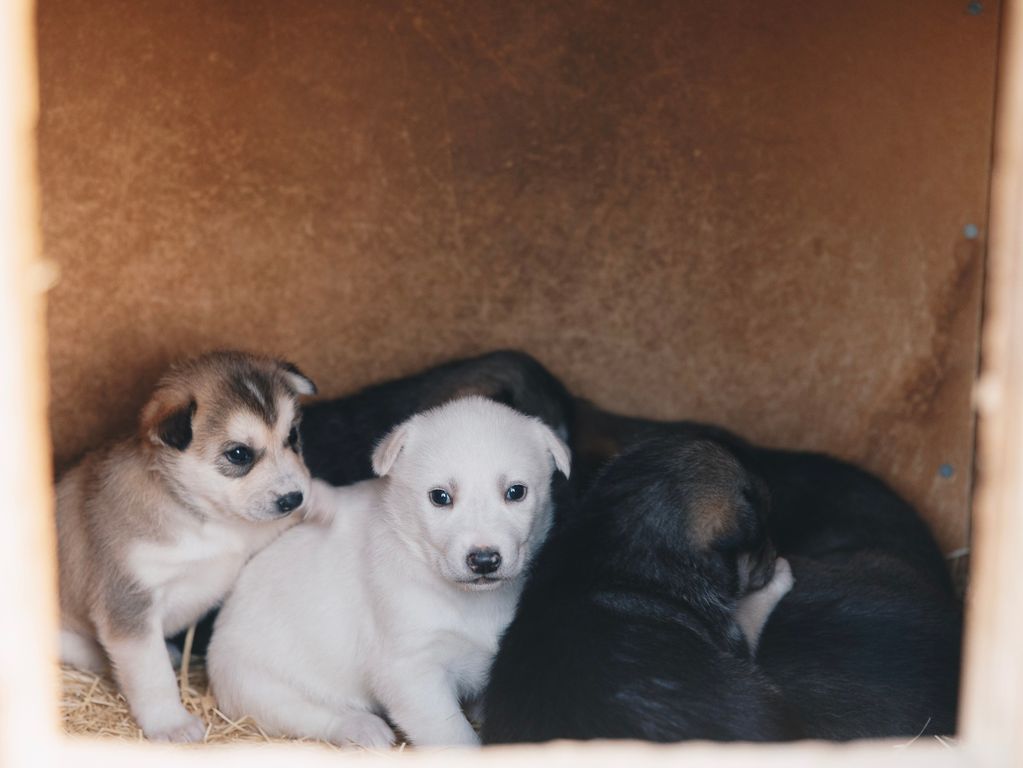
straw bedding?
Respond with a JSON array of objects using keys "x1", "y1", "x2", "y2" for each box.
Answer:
[
  {"x1": 59, "y1": 626, "x2": 396, "y2": 749},
  {"x1": 60, "y1": 662, "x2": 351, "y2": 749}
]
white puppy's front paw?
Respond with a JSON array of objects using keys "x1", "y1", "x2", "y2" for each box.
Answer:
[
  {"x1": 331, "y1": 711, "x2": 397, "y2": 750},
  {"x1": 138, "y1": 706, "x2": 205, "y2": 743}
]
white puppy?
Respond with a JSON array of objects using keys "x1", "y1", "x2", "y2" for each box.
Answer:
[{"x1": 207, "y1": 396, "x2": 571, "y2": 748}]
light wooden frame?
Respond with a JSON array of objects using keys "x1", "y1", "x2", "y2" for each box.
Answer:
[{"x1": 2, "y1": 1, "x2": 1020, "y2": 766}]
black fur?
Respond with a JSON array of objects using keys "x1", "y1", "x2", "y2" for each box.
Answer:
[
  {"x1": 756, "y1": 553, "x2": 961, "y2": 739},
  {"x1": 482, "y1": 437, "x2": 801, "y2": 745},
  {"x1": 228, "y1": 371, "x2": 278, "y2": 427},
  {"x1": 300, "y1": 350, "x2": 575, "y2": 486},
  {"x1": 570, "y1": 403, "x2": 962, "y2": 738},
  {"x1": 156, "y1": 400, "x2": 196, "y2": 451}
]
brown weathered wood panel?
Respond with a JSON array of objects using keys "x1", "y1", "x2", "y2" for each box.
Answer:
[{"x1": 38, "y1": 1, "x2": 999, "y2": 553}]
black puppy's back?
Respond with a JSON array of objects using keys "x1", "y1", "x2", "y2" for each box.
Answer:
[
  {"x1": 746, "y1": 448, "x2": 954, "y2": 594},
  {"x1": 756, "y1": 553, "x2": 962, "y2": 739},
  {"x1": 484, "y1": 595, "x2": 792, "y2": 744},
  {"x1": 483, "y1": 437, "x2": 798, "y2": 745}
]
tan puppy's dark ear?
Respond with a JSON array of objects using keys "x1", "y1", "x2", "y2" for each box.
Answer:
[
  {"x1": 372, "y1": 421, "x2": 413, "y2": 477},
  {"x1": 535, "y1": 420, "x2": 571, "y2": 478},
  {"x1": 280, "y1": 361, "x2": 317, "y2": 396},
  {"x1": 140, "y1": 385, "x2": 197, "y2": 451}
]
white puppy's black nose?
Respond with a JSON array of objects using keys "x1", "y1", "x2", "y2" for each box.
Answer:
[
  {"x1": 467, "y1": 548, "x2": 502, "y2": 575},
  {"x1": 276, "y1": 491, "x2": 304, "y2": 514}
]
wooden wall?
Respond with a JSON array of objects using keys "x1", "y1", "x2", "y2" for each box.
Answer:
[{"x1": 37, "y1": 0, "x2": 1000, "y2": 553}]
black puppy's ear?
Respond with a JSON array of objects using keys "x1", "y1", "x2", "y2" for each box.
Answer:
[
  {"x1": 737, "y1": 539, "x2": 778, "y2": 594},
  {"x1": 280, "y1": 361, "x2": 317, "y2": 396},
  {"x1": 735, "y1": 476, "x2": 776, "y2": 593}
]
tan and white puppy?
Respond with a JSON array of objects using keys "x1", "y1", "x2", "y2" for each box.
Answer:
[
  {"x1": 207, "y1": 396, "x2": 571, "y2": 748},
  {"x1": 56, "y1": 350, "x2": 316, "y2": 742}
]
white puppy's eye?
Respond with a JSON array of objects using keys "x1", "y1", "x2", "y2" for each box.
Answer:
[
  {"x1": 505, "y1": 484, "x2": 527, "y2": 502},
  {"x1": 429, "y1": 488, "x2": 453, "y2": 507}
]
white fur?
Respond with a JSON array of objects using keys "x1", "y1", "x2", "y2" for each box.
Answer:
[
  {"x1": 127, "y1": 514, "x2": 292, "y2": 637},
  {"x1": 105, "y1": 502, "x2": 296, "y2": 741},
  {"x1": 735, "y1": 557, "x2": 794, "y2": 655},
  {"x1": 208, "y1": 397, "x2": 569, "y2": 748},
  {"x1": 60, "y1": 629, "x2": 106, "y2": 673}
]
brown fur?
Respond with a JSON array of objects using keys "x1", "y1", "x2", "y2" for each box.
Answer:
[{"x1": 55, "y1": 350, "x2": 316, "y2": 741}]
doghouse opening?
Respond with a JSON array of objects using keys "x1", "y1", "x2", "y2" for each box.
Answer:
[{"x1": 32, "y1": 0, "x2": 1004, "y2": 754}]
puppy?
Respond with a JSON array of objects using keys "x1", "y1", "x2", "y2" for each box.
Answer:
[
  {"x1": 572, "y1": 400, "x2": 955, "y2": 591},
  {"x1": 572, "y1": 401, "x2": 962, "y2": 737},
  {"x1": 56, "y1": 351, "x2": 316, "y2": 741},
  {"x1": 180, "y1": 349, "x2": 575, "y2": 659},
  {"x1": 482, "y1": 436, "x2": 800, "y2": 744},
  {"x1": 207, "y1": 396, "x2": 571, "y2": 748},
  {"x1": 300, "y1": 350, "x2": 574, "y2": 486}
]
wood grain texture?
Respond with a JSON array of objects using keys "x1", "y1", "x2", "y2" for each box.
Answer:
[
  {"x1": 960, "y1": 0, "x2": 1023, "y2": 756},
  {"x1": 38, "y1": 0, "x2": 999, "y2": 553},
  {"x1": 0, "y1": 0, "x2": 61, "y2": 758}
]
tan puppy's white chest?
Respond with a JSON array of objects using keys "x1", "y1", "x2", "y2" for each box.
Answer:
[{"x1": 128, "y1": 521, "x2": 274, "y2": 634}]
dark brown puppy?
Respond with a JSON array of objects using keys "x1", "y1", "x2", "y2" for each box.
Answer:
[
  {"x1": 483, "y1": 436, "x2": 800, "y2": 744},
  {"x1": 571, "y1": 401, "x2": 962, "y2": 739}
]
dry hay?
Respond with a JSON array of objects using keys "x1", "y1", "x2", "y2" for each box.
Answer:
[
  {"x1": 60, "y1": 662, "x2": 347, "y2": 749},
  {"x1": 59, "y1": 627, "x2": 399, "y2": 750}
]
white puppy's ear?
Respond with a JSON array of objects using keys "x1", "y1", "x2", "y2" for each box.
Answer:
[
  {"x1": 372, "y1": 421, "x2": 412, "y2": 477},
  {"x1": 280, "y1": 361, "x2": 318, "y2": 397},
  {"x1": 535, "y1": 421, "x2": 571, "y2": 478}
]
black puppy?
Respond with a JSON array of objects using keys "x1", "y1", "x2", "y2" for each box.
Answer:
[
  {"x1": 573, "y1": 401, "x2": 953, "y2": 588},
  {"x1": 572, "y1": 402, "x2": 962, "y2": 738},
  {"x1": 482, "y1": 436, "x2": 800, "y2": 744},
  {"x1": 300, "y1": 349, "x2": 575, "y2": 486}
]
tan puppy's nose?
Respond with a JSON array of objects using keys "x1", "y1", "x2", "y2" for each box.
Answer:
[{"x1": 276, "y1": 491, "x2": 304, "y2": 514}]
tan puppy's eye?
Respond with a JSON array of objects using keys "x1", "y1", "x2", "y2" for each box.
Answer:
[
  {"x1": 429, "y1": 489, "x2": 453, "y2": 507},
  {"x1": 225, "y1": 445, "x2": 254, "y2": 466},
  {"x1": 505, "y1": 484, "x2": 527, "y2": 502}
]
